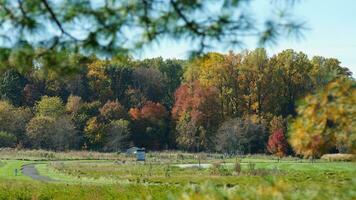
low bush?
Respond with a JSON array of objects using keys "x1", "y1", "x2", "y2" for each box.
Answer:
[
  {"x1": 321, "y1": 154, "x2": 356, "y2": 162},
  {"x1": 209, "y1": 162, "x2": 231, "y2": 176},
  {"x1": 233, "y1": 160, "x2": 241, "y2": 175}
]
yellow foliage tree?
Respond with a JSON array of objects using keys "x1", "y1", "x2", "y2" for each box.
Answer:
[
  {"x1": 289, "y1": 78, "x2": 356, "y2": 158},
  {"x1": 87, "y1": 60, "x2": 113, "y2": 101}
]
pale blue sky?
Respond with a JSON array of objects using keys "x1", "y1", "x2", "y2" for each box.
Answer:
[{"x1": 137, "y1": 0, "x2": 356, "y2": 76}]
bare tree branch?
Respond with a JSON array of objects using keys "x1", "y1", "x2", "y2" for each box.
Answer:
[{"x1": 40, "y1": 0, "x2": 78, "y2": 41}]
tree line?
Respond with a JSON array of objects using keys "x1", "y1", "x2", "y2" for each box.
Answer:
[{"x1": 0, "y1": 48, "x2": 354, "y2": 158}]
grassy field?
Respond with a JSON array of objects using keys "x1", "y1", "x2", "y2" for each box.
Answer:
[{"x1": 0, "y1": 149, "x2": 355, "y2": 199}]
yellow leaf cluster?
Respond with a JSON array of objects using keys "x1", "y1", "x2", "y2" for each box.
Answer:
[{"x1": 289, "y1": 78, "x2": 356, "y2": 158}]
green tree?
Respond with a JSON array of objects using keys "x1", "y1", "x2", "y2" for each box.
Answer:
[
  {"x1": 26, "y1": 116, "x2": 78, "y2": 150},
  {"x1": 0, "y1": 69, "x2": 26, "y2": 106},
  {"x1": 138, "y1": 57, "x2": 184, "y2": 108},
  {"x1": 105, "y1": 63, "x2": 133, "y2": 101},
  {"x1": 0, "y1": 101, "x2": 32, "y2": 146},
  {"x1": 0, "y1": 131, "x2": 16, "y2": 148},
  {"x1": 35, "y1": 96, "x2": 65, "y2": 118},
  {"x1": 175, "y1": 112, "x2": 206, "y2": 151},
  {"x1": 310, "y1": 56, "x2": 352, "y2": 89},
  {"x1": 269, "y1": 49, "x2": 313, "y2": 116}
]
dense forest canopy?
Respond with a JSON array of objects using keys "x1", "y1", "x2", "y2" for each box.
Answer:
[{"x1": 0, "y1": 48, "x2": 354, "y2": 158}]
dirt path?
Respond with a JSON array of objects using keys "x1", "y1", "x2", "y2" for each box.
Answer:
[{"x1": 22, "y1": 164, "x2": 55, "y2": 182}]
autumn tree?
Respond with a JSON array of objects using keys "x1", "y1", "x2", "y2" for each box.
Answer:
[
  {"x1": 72, "y1": 101, "x2": 101, "y2": 134},
  {"x1": 99, "y1": 100, "x2": 127, "y2": 121},
  {"x1": 87, "y1": 60, "x2": 113, "y2": 102},
  {"x1": 138, "y1": 58, "x2": 184, "y2": 108},
  {"x1": 267, "y1": 129, "x2": 288, "y2": 158},
  {"x1": 42, "y1": 72, "x2": 69, "y2": 101},
  {"x1": 84, "y1": 117, "x2": 106, "y2": 150},
  {"x1": 129, "y1": 101, "x2": 168, "y2": 149},
  {"x1": 239, "y1": 49, "x2": 274, "y2": 119},
  {"x1": 289, "y1": 78, "x2": 356, "y2": 158},
  {"x1": 173, "y1": 81, "x2": 221, "y2": 150},
  {"x1": 66, "y1": 95, "x2": 82, "y2": 114}
]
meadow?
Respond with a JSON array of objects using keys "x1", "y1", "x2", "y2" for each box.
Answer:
[{"x1": 0, "y1": 149, "x2": 355, "y2": 200}]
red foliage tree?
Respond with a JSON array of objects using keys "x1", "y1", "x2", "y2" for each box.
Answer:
[
  {"x1": 267, "y1": 129, "x2": 288, "y2": 157},
  {"x1": 129, "y1": 101, "x2": 168, "y2": 149}
]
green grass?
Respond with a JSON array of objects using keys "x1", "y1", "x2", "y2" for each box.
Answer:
[
  {"x1": 30, "y1": 160, "x2": 356, "y2": 188},
  {"x1": 0, "y1": 180, "x2": 183, "y2": 200},
  {"x1": 0, "y1": 160, "x2": 32, "y2": 180},
  {"x1": 1, "y1": 160, "x2": 355, "y2": 199},
  {"x1": 0, "y1": 152, "x2": 355, "y2": 199}
]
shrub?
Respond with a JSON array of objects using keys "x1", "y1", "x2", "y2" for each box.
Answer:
[
  {"x1": 247, "y1": 162, "x2": 256, "y2": 175},
  {"x1": 233, "y1": 159, "x2": 241, "y2": 175},
  {"x1": 0, "y1": 131, "x2": 16, "y2": 147},
  {"x1": 209, "y1": 162, "x2": 231, "y2": 176}
]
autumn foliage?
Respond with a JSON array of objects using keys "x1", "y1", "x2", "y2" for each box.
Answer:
[
  {"x1": 289, "y1": 78, "x2": 356, "y2": 158},
  {"x1": 267, "y1": 129, "x2": 288, "y2": 157},
  {"x1": 129, "y1": 101, "x2": 167, "y2": 121},
  {"x1": 0, "y1": 49, "x2": 353, "y2": 154},
  {"x1": 172, "y1": 81, "x2": 219, "y2": 125}
]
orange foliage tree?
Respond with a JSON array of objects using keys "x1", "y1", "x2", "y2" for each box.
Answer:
[{"x1": 172, "y1": 81, "x2": 221, "y2": 151}]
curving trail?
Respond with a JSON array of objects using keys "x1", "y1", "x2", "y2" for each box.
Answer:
[{"x1": 22, "y1": 164, "x2": 55, "y2": 182}]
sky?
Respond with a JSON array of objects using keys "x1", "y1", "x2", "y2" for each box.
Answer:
[{"x1": 136, "y1": 0, "x2": 356, "y2": 76}]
